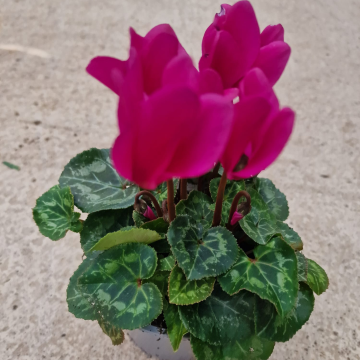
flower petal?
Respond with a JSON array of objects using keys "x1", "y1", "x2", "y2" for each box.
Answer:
[
  {"x1": 143, "y1": 206, "x2": 157, "y2": 220},
  {"x1": 231, "y1": 211, "x2": 244, "y2": 225},
  {"x1": 252, "y1": 41, "x2": 291, "y2": 86},
  {"x1": 237, "y1": 107, "x2": 295, "y2": 178},
  {"x1": 86, "y1": 56, "x2": 127, "y2": 95},
  {"x1": 162, "y1": 54, "x2": 199, "y2": 92},
  {"x1": 260, "y1": 24, "x2": 285, "y2": 47},
  {"x1": 221, "y1": 97, "x2": 271, "y2": 179},
  {"x1": 199, "y1": 68, "x2": 223, "y2": 95},
  {"x1": 166, "y1": 94, "x2": 234, "y2": 177}
]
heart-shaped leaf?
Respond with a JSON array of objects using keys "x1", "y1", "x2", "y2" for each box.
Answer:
[
  {"x1": 159, "y1": 255, "x2": 176, "y2": 272},
  {"x1": 239, "y1": 189, "x2": 278, "y2": 245},
  {"x1": 90, "y1": 228, "x2": 161, "y2": 252},
  {"x1": 296, "y1": 252, "x2": 308, "y2": 282},
  {"x1": 190, "y1": 334, "x2": 275, "y2": 360},
  {"x1": 255, "y1": 283, "x2": 314, "y2": 342},
  {"x1": 209, "y1": 179, "x2": 246, "y2": 225},
  {"x1": 176, "y1": 190, "x2": 213, "y2": 229},
  {"x1": 163, "y1": 299, "x2": 188, "y2": 352},
  {"x1": 218, "y1": 237, "x2": 298, "y2": 317},
  {"x1": 179, "y1": 286, "x2": 255, "y2": 345},
  {"x1": 168, "y1": 265, "x2": 215, "y2": 305},
  {"x1": 141, "y1": 217, "x2": 169, "y2": 237},
  {"x1": 67, "y1": 256, "x2": 98, "y2": 321},
  {"x1": 59, "y1": 148, "x2": 139, "y2": 213},
  {"x1": 255, "y1": 178, "x2": 289, "y2": 221},
  {"x1": 80, "y1": 208, "x2": 134, "y2": 254},
  {"x1": 167, "y1": 215, "x2": 239, "y2": 280},
  {"x1": 78, "y1": 243, "x2": 162, "y2": 330},
  {"x1": 33, "y1": 185, "x2": 82, "y2": 241},
  {"x1": 306, "y1": 259, "x2": 329, "y2": 295},
  {"x1": 143, "y1": 270, "x2": 170, "y2": 298}
]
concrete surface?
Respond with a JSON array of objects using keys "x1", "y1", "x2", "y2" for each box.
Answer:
[{"x1": 0, "y1": 0, "x2": 359, "y2": 359}]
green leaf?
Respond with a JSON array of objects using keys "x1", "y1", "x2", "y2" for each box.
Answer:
[
  {"x1": 306, "y1": 259, "x2": 329, "y2": 295},
  {"x1": 33, "y1": 185, "x2": 82, "y2": 241},
  {"x1": 239, "y1": 189, "x2": 278, "y2": 245},
  {"x1": 276, "y1": 221, "x2": 303, "y2": 251},
  {"x1": 190, "y1": 335, "x2": 275, "y2": 360},
  {"x1": 59, "y1": 148, "x2": 139, "y2": 213},
  {"x1": 133, "y1": 210, "x2": 148, "y2": 227},
  {"x1": 67, "y1": 256, "x2": 98, "y2": 321},
  {"x1": 179, "y1": 286, "x2": 255, "y2": 345},
  {"x1": 143, "y1": 270, "x2": 170, "y2": 298},
  {"x1": 3, "y1": 161, "x2": 20, "y2": 170},
  {"x1": 168, "y1": 265, "x2": 215, "y2": 305},
  {"x1": 255, "y1": 283, "x2": 314, "y2": 342},
  {"x1": 255, "y1": 178, "x2": 289, "y2": 221},
  {"x1": 98, "y1": 318, "x2": 125, "y2": 345},
  {"x1": 151, "y1": 179, "x2": 179, "y2": 203},
  {"x1": 159, "y1": 255, "x2": 176, "y2": 272},
  {"x1": 141, "y1": 217, "x2": 169, "y2": 237},
  {"x1": 90, "y1": 228, "x2": 161, "y2": 252},
  {"x1": 218, "y1": 236, "x2": 298, "y2": 317},
  {"x1": 163, "y1": 300, "x2": 188, "y2": 352},
  {"x1": 78, "y1": 243, "x2": 162, "y2": 330},
  {"x1": 296, "y1": 252, "x2": 308, "y2": 282},
  {"x1": 167, "y1": 215, "x2": 239, "y2": 280},
  {"x1": 80, "y1": 208, "x2": 134, "y2": 254},
  {"x1": 209, "y1": 178, "x2": 246, "y2": 225},
  {"x1": 176, "y1": 190, "x2": 213, "y2": 229}
]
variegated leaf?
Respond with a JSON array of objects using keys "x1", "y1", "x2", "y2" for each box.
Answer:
[
  {"x1": 78, "y1": 243, "x2": 162, "y2": 330},
  {"x1": 67, "y1": 256, "x2": 98, "y2": 321},
  {"x1": 98, "y1": 318, "x2": 125, "y2": 345},
  {"x1": 90, "y1": 228, "x2": 161, "y2": 252},
  {"x1": 240, "y1": 189, "x2": 278, "y2": 245},
  {"x1": 140, "y1": 217, "x2": 169, "y2": 237},
  {"x1": 151, "y1": 179, "x2": 179, "y2": 203},
  {"x1": 143, "y1": 270, "x2": 170, "y2": 298},
  {"x1": 306, "y1": 259, "x2": 329, "y2": 295},
  {"x1": 80, "y1": 208, "x2": 134, "y2": 254},
  {"x1": 33, "y1": 185, "x2": 82, "y2": 241},
  {"x1": 179, "y1": 286, "x2": 255, "y2": 345},
  {"x1": 209, "y1": 178, "x2": 246, "y2": 225},
  {"x1": 176, "y1": 190, "x2": 213, "y2": 229},
  {"x1": 59, "y1": 148, "x2": 139, "y2": 213},
  {"x1": 276, "y1": 221, "x2": 303, "y2": 251},
  {"x1": 168, "y1": 265, "x2": 215, "y2": 305},
  {"x1": 255, "y1": 178, "x2": 289, "y2": 221},
  {"x1": 133, "y1": 210, "x2": 148, "y2": 227},
  {"x1": 218, "y1": 237, "x2": 298, "y2": 317},
  {"x1": 159, "y1": 255, "x2": 176, "y2": 272},
  {"x1": 296, "y1": 252, "x2": 308, "y2": 282},
  {"x1": 255, "y1": 283, "x2": 314, "y2": 342},
  {"x1": 163, "y1": 299, "x2": 188, "y2": 352},
  {"x1": 190, "y1": 334, "x2": 275, "y2": 360},
  {"x1": 167, "y1": 215, "x2": 239, "y2": 280}
]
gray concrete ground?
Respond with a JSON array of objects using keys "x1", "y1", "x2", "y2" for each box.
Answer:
[{"x1": 0, "y1": 0, "x2": 359, "y2": 359}]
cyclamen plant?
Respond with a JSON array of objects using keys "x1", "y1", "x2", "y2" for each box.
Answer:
[{"x1": 33, "y1": 1, "x2": 329, "y2": 359}]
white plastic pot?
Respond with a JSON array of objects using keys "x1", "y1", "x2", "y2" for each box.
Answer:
[{"x1": 128, "y1": 325, "x2": 196, "y2": 360}]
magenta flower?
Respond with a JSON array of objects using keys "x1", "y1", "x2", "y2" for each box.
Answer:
[
  {"x1": 230, "y1": 211, "x2": 244, "y2": 226},
  {"x1": 221, "y1": 68, "x2": 295, "y2": 179},
  {"x1": 143, "y1": 206, "x2": 156, "y2": 220},
  {"x1": 87, "y1": 25, "x2": 234, "y2": 189},
  {"x1": 199, "y1": 1, "x2": 291, "y2": 88}
]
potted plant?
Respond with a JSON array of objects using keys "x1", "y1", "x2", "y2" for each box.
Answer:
[{"x1": 33, "y1": 1, "x2": 329, "y2": 359}]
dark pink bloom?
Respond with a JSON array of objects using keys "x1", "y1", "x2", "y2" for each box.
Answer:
[
  {"x1": 199, "y1": 1, "x2": 291, "y2": 88},
  {"x1": 221, "y1": 68, "x2": 295, "y2": 179},
  {"x1": 87, "y1": 25, "x2": 234, "y2": 189},
  {"x1": 230, "y1": 211, "x2": 244, "y2": 225},
  {"x1": 143, "y1": 206, "x2": 156, "y2": 220}
]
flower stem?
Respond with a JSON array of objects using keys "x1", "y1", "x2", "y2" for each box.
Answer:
[
  {"x1": 212, "y1": 162, "x2": 221, "y2": 177},
  {"x1": 134, "y1": 190, "x2": 163, "y2": 217},
  {"x1": 212, "y1": 172, "x2": 227, "y2": 227},
  {"x1": 180, "y1": 179, "x2": 188, "y2": 200},
  {"x1": 167, "y1": 179, "x2": 176, "y2": 222},
  {"x1": 227, "y1": 190, "x2": 251, "y2": 229}
]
